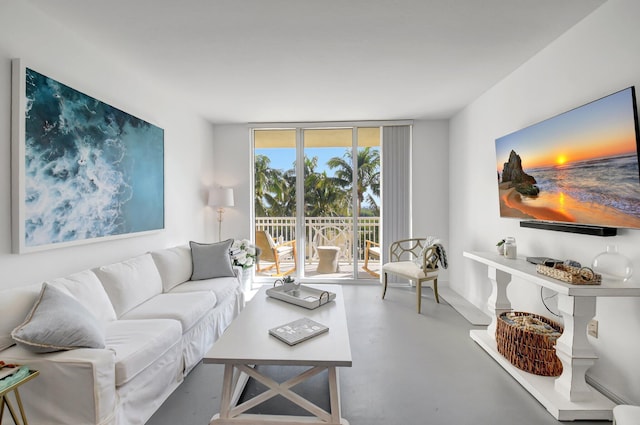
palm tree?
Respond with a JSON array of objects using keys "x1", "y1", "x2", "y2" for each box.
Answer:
[{"x1": 327, "y1": 147, "x2": 380, "y2": 216}]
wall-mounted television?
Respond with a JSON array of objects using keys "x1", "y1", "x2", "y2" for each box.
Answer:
[{"x1": 495, "y1": 87, "x2": 640, "y2": 230}]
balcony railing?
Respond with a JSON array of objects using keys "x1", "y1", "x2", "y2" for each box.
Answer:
[{"x1": 255, "y1": 216, "x2": 380, "y2": 262}]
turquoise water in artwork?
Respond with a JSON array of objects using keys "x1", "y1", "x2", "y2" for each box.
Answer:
[{"x1": 23, "y1": 68, "x2": 164, "y2": 247}]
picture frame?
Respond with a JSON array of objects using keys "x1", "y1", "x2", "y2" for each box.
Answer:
[{"x1": 11, "y1": 59, "x2": 165, "y2": 253}]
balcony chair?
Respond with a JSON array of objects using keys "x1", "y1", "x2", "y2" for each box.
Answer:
[
  {"x1": 312, "y1": 225, "x2": 352, "y2": 265},
  {"x1": 255, "y1": 230, "x2": 297, "y2": 276},
  {"x1": 362, "y1": 240, "x2": 381, "y2": 277},
  {"x1": 381, "y1": 238, "x2": 440, "y2": 314}
]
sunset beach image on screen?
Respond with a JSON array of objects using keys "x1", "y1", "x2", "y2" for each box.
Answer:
[{"x1": 495, "y1": 87, "x2": 640, "y2": 229}]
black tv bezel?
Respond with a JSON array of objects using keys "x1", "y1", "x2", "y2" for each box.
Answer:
[{"x1": 496, "y1": 86, "x2": 640, "y2": 234}]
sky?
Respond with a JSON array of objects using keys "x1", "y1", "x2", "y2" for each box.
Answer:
[
  {"x1": 256, "y1": 147, "x2": 348, "y2": 176},
  {"x1": 495, "y1": 87, "x2": 639, "y2": 171},
  {"x1": 255, "y1": 146, "x2": 381, "y2": 206}
]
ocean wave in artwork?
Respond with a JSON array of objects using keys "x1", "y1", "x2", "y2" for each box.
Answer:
[{"x1": 23, "y1": 68, "x2": 164, "y2": 247}]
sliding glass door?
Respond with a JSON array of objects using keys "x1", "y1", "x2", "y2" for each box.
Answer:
[{"x1": 253, "y1": 125, "x2": 380, "y2": 282}]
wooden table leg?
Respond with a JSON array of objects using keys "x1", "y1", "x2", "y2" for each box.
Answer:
[{"x1": 218, "y1": 364, "x2": 235, "y2": 419}]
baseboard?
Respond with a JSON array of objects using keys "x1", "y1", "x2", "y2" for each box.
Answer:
[
  {"x1": 438, "y1": 284, "x2": 491, "y2": 326},
  {"x1": 586, "y1": 375, "x2": 628, "y2": 405}
]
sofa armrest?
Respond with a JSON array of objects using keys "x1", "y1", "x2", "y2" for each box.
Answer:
[{"x1": 1, "y1": 345, "x2": 117, "y2": 425}]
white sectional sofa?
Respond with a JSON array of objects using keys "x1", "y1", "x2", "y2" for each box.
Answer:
[{"x1": 0, "y1": 243, "x2": 245, "y2": 425}]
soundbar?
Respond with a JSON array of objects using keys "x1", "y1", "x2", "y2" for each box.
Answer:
[{"x1": 519, "y1": 220, "x2": 617, "y2": 236}]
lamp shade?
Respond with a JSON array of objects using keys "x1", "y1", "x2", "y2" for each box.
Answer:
[{"x1": 208, "y1": 187, "x2": 234, "y2": 208}]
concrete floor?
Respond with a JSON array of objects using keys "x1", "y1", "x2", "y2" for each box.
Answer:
[{"x1": 146, "y1": 284, "x2": 610, "y2": 425}]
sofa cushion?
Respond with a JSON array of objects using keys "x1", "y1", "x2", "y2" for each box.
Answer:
[
  {"x1": 11, "y1": 283, "x2": 106, "y2": 353},
  {"x1": 120, "y1": 292, "x2": 217, "y2": 333},
  {"x1": 47, "y1": 270, "x2": 117, "y2": 324},
  {"x1": 150, "y1": 245, "x2": 193, "y2": 292},
  {"x1": 105, "y1": 319, "x2": 182, "y2": 386},
  {"x1": 169, "y1": 276, "x2": 240, "y2": 304},
  {"x1": 95, "y1": 253, "x2": 163, "y2": 318},
  {"x1": 0, "y1": 284, "x2": 43, "y2": 351},
  {"x1": 190, "y1": 240, "x2": 235, "y2": 280}
]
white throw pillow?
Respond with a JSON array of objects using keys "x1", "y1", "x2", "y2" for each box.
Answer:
[
  {"x1": 94, "y1": 253, "x2": 163, "y2": 318},
  {"x1": 11, "y1": 283, "x2": 106, "y2": 353},
  {"x1": 150, "y1": 245, "x2": 193, "y2": 292},
  {"x1": 47, "y1": 270, "x2": 117, "y2": 324}
]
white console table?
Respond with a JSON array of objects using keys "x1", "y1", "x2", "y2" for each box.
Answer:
[{"x1": 464, "y1": 251, "x2": 640, "y2": 421}]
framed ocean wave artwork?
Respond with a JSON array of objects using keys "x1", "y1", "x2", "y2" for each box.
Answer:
[{"x1": 11, "y1": 59, "x2": 165, "y2": 253}]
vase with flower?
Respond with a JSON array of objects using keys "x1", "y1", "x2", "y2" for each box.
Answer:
[{"x1": 231, "y1": 239, "x2": 260, "y2": 291}]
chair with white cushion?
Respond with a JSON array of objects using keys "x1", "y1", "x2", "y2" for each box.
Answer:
[
  {"x1": 381, "y1": 238, "x2": 440, "y2": 314},
  {"x1": 255, "y1": 230, "x2": 297, "y2": 276},
  {"x1": 362, "y1": 240, "x2": 381, "y2": 277}
]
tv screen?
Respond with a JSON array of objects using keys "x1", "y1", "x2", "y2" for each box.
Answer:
[{"x1": 495, "y1": 87, "x2": 640, "y2": 229}]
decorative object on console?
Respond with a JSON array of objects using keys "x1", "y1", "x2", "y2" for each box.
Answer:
[
  {"x1": 496, "y1": 311, "x2": 563, "y2": 377},
  {"x1": 11, "y1": 59, "x2": 165, "y2": 253},
  {"x1": 503, "y1": 237, "x2": 517, "y2": 259},
  {"x1": 536, "y1": 263, "x2": 601, "y2": 285},
  {"x1": 591, "y1": 244, "x2": 633, "y2": 282},
  {"x1": 208, "y1": 187, "x2": 234, "y2": 241},
  {"x1": 496, "y1": 239, "x2": 505, "y2": 255}
]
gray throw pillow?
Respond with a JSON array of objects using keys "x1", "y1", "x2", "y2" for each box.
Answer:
[
  {"x1": 11, "y1": 283, "x2": 106, "y2": 353},
  {"x1": 190, "y1": 240, "x2": 235, "y2": 280}
]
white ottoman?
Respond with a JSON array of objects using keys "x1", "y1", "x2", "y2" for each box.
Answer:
[
  {"x1": 613, "y1": 405, "x2": 640, "y2": 425},
  {"x1": 316, "y1": 246, "x2": 341, "y2": 273}
]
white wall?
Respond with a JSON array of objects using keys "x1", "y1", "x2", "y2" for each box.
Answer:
[
  {"x1": 0, "y1": 1, "x2": 216, "y2": 290},
  {"x1": 211, "y1": 124, "x2": 253, "y2": 241},
  {"x1": 449, "y1": 0, "x2": 640, "y2": 403},
  {"x1": 412, "y1": 120, "x2": 450, "y2": 282}
]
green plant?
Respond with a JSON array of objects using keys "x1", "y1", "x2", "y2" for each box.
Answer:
[{"x1": 496, "y1": 239, "x2": 506, "y2": 247}]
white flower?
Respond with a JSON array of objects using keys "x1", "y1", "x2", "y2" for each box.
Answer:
[{"x1": 231, "y1": 239, "x2": 259, "y2": 269}]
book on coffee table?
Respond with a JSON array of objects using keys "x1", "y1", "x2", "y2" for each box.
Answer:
[{"x1": 269, "y1": 317, "x2": 329, "y2": 346}]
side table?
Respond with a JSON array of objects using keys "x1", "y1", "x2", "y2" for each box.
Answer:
[
  {"x1": 316, "y1": 246, "x2": 341, "y2": 273},
  {"x1": 0, "y1": 369, "x2": 39, "y2": 425}
]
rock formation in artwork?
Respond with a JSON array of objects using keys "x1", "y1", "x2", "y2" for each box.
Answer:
[{"x1": 501, "y1": 150, "x2": 539, "y2": 196}]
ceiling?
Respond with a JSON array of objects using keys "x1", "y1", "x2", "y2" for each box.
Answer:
[{"x1": 26, "y1": 0, "x2": 606, "y2": 124}]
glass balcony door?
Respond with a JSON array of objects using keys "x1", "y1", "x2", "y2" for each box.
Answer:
[{"x1": 253, "y1": 126, "x2": 380, "y2": 282}]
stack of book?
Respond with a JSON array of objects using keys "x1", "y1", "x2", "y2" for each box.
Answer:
[
  {"x1": 0, "y1": 361, "x2": 20, "y2": 380},
  {"x1": 269, "y1": 317, "x2": 329, "y2": 346}
]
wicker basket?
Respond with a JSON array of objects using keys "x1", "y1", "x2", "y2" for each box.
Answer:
[
  {"x1": 496, "y1": 311, "x2": 564, "y2": 376},
  {"x1": 536, "y1": 263, "x2": 601, "y2": 285}
]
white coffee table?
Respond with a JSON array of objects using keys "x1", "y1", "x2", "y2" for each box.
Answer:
[{"x1": 204, "y1": 284, "x2": 352, "y2": 425}]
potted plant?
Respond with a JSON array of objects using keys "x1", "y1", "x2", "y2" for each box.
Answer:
[{"x1": 496, "y1": 239, "x2": 506, "y2": 255}]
